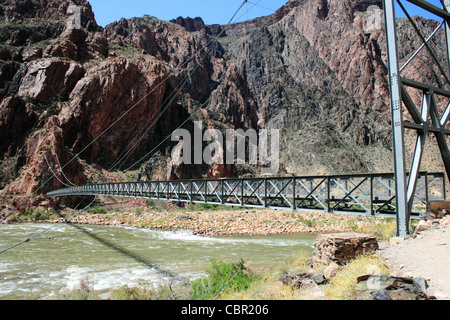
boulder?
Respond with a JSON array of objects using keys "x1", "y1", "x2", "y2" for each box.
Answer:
[
  {"x1": 441, "y1": 215, "x2": 450, "y2": 226},
  {"x1": 414, "y1": 219, "x2": 432, "y2": 234},
  {"x1": 355, "y1": 275, "x2": 431, "y2": 300},
  {"x1": 323, "y1": 261, "x2": 340, "y2": 279},
  {"x1": 313, "y1": 233, "x2": 379, "y2": 266},
  {"x1": 281, "y1": 271, "x2": 327, "y2": 289}
]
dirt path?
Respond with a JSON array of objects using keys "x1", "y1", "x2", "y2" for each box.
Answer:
[{"x1": 379, "y1": 221, "x2": 450, "y2": 300}]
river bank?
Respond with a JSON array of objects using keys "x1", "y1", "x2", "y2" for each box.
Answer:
[{"x1": 59, "y1": 205, "x2": 393, "y2": 238}]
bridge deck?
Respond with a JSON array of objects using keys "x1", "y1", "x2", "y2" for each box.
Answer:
[{"x1": 46, "y1": 172, "x2": 446, "y2": 218}]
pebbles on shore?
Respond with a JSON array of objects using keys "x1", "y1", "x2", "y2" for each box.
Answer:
[{"x1": 64, "y1": 208, "x2": 385, "y2": 237}]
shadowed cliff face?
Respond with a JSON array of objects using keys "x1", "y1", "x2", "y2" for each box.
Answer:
[{"x1": 0, "y1": 0, "x2": 448, "y2": 211}]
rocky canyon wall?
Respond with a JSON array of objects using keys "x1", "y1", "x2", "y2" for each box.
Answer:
[{"x1": 0, "y1": 0, "x2": 447, "y2": 212}]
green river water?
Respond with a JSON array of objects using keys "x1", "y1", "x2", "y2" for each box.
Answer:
[{"x1": 0, "y1": 223, "x2": 316, "y2": 300}]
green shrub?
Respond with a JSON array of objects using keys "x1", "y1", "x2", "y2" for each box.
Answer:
[
  {"x1": 109, "y1": 286, "x2": 155, "y2": 300},
  {"x1": 193, "y1": 203, "x2": 222, "y2": 211},
  {"x1": 24, "y1": 207, "x2": 54, "y2": 221},
  {"x1": 86, "y1": 206, "x2": 108, "y2": 214},
  {"x1": 0, "y1": 20, "x2": 65, "y2": 45},
  {"x1": 145, "y1": 199, "x2": 167, "y2": 212},
  {"x1": 297, "y1": 216, "x2": 315, "y2": 227},
  {"x1": 135, "y1": 207, "x2": 143, "y2": 216},
  {"x1": 0, "y1": 155, "x2": 19, "y2": 189},
  {"x1": 187, "y1": 203, "x2": 245, "y2": 212},
  {"x1": 347, "y1": 219, "x2": 359, "y2": 232},
  {"x1": 190, "y1": 259, "x2": 260, "y2": 300}
]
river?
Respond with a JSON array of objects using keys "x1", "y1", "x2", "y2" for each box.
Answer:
[{"x1": 0, "y1": 223, "x2": 316, "y2": 300}]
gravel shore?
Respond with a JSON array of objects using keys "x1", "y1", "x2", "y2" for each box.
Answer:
[
  {"x1": 379, "y1": 221, "x2": 450, "y2": 300},
  {"x1": 66, "y1": 208, "x2": 388, "y2": 237}
]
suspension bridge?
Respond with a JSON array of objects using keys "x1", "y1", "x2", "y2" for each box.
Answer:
[{"x1": 47, "y1": 172, "x2": 446, "y2": 218}]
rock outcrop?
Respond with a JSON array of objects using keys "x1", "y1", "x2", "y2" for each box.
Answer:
[
  {"x1": 355, "y1": 274, "x2": 431, "y2": 300},
  {"x1": 312, "y1": 233, "x2": 379, "y2": 266}
]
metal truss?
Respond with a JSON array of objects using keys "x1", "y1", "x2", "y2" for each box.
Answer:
[
  {"x1": 384, "y1": 0, "x2": 450, "y2": 236},
  {"x1": 47, "y1": 172, "x2": 446, "y2": 218}
]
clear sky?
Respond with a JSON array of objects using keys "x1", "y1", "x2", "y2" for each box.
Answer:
[
  {"x1": 395, "y1": 0, "x2": 446, "y2": 20},
  {"x1": 88, "y1": 0, "x2": 446, "y2": 27},
  {"x1": 89, "y1": 0, "x2": 289, "y2": 27}
]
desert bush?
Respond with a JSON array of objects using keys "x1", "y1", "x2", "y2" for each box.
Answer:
[{"x1": 190, "y1": 259, "x2": 260, "y2": 300}]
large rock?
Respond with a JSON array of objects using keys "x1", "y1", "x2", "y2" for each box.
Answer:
[
  {"x1": 414, "y1": 219, "x2": 432, "y2": 234},
  {"x1": 18, "y1": 60, "x2": 84, "y2": 100},
  {"x1": 355, "y1": 275, "x2": 431, "y2": 300},
  {"x1": 426, "y1": 201, "x2": 450, "y2": 220},
  {"x1": 313, "y1": 233, "x2": 379, "y2": 266}
]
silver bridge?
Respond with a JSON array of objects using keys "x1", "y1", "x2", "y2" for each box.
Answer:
[{"x1": 47, "y1": 172, "x2": 446, "y2": 218}]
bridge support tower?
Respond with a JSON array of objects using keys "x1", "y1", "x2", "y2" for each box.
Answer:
[{"x1": 383, "y1": 0, "x2": 450, "y2": 236}]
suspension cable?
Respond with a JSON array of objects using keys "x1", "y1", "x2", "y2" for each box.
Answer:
[
  {"x1": 55, "y1": 152, "x2": 76, "y2": 186},
  {"x1": 123, "y1": 53, "x2": 247, "y2": 173},
  {"x1": 0, "y1": 0, "x2": 264, "y2": 264},
  {"x1": 107, "y1": 50, "x2": 205, "y2": 172},
  {"x1": 0, "y1": 0, "x2": 261, "y2": 260},
  {"x1": 1, "y1": 0, "x2": 271, "y2": 288},
  {"x1": 44, "y1": 154, "x2": 73, "y2": 188},
  {"x1": 0, "y1": 196, "x2": 97, "y2": 254}
]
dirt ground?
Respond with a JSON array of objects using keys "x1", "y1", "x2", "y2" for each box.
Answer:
[{"x1": 379, "y1": 221, "x2": 450, "y2": 300}]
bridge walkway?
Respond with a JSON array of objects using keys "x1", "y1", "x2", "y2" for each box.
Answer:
[{"x1": 47, "y1": 172, "x2": 446, "y2": 218}]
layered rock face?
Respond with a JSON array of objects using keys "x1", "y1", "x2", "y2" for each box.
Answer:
[
  {"x1": 0, "y1": 0, "x2": 187, "y2": 210},
  {"x1": 0, "y1": 0, "x2": 447, "y2": 211}
]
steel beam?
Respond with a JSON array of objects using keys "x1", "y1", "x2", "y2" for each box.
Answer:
[
  {"x1": 384, "y1": 0, "x2": 410, "y2": 236},
  {"x1": 406, "y1": 94, "x2": 430, "y2": 213},
  {"x1": 446, "y1": 1, "x2": 450, "y2": 78}
]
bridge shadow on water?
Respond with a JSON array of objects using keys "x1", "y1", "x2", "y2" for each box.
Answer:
[{"x1": 63, "y1": 221, "x2": 188, "y2": 284}]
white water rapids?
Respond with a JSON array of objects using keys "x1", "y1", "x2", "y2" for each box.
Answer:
[{"x1": 0, "y1": 223, "x2": 316, "y2": 300}]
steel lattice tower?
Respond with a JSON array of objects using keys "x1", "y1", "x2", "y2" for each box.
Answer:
[{"x1": 384, "y1": 0, "x2": 450, "y2": 236}]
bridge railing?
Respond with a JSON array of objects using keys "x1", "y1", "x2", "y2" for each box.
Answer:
[{"x1": 46, "y1": 172, "x2": 446, "y2": 217}]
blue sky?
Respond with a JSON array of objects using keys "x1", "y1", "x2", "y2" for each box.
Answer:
[
  {"x1": 88, "y1": 0, "x2": 446, "y2": 27},
  {"x1": 89, "y1": 0, "x2": 289, "y2": 27},
  {"x1": 395, "y1": 0, "x2": 446, "y2": 20}
]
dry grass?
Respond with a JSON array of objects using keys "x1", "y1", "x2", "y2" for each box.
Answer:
[
  {"x1": 325, "y1": 254, "x2": 391, "y2": 300},
  {"x1": 220, "y1": 250, "x2": 326, "y2": 300},
  {"x1": 358, "y1": 218, "x2": 398, "y2": 241},
  {"x1": 221, "y1": 278, "x2": 304, "y2": 300}
]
